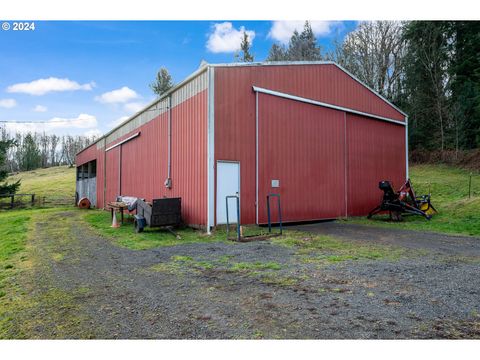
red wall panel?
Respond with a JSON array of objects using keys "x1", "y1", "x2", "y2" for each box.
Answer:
[
  {"x1": 257, "y1": 93, "x2": 346, "y2": 223},
  {"x1": 346, "y1": 113, "x2": 406, "y2": 216},
  {"x1": 75, "y1": 143, "x2": 97, "y2": 166},
  {"x1": 104, "y1": 89, "x2": 208, "y2": 226}
]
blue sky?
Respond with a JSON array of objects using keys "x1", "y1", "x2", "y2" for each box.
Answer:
[{"x1": 0, "y1": 20, "x2": 357, "y2": 137}]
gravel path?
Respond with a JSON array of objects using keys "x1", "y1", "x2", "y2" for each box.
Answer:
[{"x1": 25, "y1": 211, "x2": 480, "y2": 339}]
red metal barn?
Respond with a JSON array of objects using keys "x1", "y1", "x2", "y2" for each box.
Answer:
[{"x1": 75, "y1": 62, "x2": 408, "y2": 231}]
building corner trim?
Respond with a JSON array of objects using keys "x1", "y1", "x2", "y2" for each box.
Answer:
[
  {"x1": 405, "y1": 116, "x2": 409, "y2": 180},
  {"x1": 207, "y1": 66, "x2": 215, "y2": 233}
]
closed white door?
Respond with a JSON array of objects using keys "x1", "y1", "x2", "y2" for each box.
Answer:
[{"x1": 216, "y1": 161, "x2": 240, "y2": 224}]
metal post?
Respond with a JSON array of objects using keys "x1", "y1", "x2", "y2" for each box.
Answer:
[
  {"x1": 266, "y1": 194, "x2": 282, "y2": 235},
  {"x1": 469, "y1": 173, "x2": 472, "y2": 199},
  {"x1": 226, "y1": 195, "x2": 240, "y2": 241},
  {"x1": 10, "y1": 195, "x2": 14, "y2": 209},
  {"x1": 31, "y1": 194, "x2": 35, "y2": 205}
]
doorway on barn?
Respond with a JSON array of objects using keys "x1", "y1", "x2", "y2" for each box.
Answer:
[{"x1": 216, "y1": 161, "x2": 240, "y2": 224}]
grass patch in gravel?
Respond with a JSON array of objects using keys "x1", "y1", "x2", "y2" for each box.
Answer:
[
  {"x1": 150, "y1": 255, "x2": 282, "y2": 275},
  {"x1": 271, "y1": 230, "x2": 405, "y2": 263}
]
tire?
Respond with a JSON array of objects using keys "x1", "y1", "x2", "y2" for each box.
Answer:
[{"x1": 134, "y1": 219, "x2": 144, "y2": 233}]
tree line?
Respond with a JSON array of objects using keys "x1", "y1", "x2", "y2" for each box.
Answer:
[{"x1": 0, "y1": 128, "x2": 98, "y2": 173}]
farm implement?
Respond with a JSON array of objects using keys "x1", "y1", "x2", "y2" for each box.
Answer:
[{"x1": 368, "y1": 179, "x2": 437, "y2": 221}]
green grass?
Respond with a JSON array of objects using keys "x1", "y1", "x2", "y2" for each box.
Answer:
[
  {"x1": 4, "y1": 166, "x2": 76, "y2": 204},
  {"x1": 271, "y1": 230, "x2": 405, "y2": 262},
  {"x1": 0, "y1": 210, "x2": 31, "y2": 299},
  {"x1": 83, "y1": 210, "x2": 230, "y2": 249},
  {"x1": 349, "y1": 164, "x2": 480, "y2": 236}
]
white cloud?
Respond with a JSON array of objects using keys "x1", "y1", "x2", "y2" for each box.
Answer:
[
  {"x1": 4, "y1": 113, "x2": 97, "y2": 134},
  {"x1": 268, "y1": 21, "x2": 339, "y2": 44},
  {"x1": 0, "y1": 98, "x2": 17, "y2": 108},
  {"x1": 7, "y1": 77, "x2": 94, "y2": 96},
  {"x1": 95, "y1": 86, "x2": 139, "y2": 104},
  {"x1": 124, "y1": 101, "x2": 147, "y2": 114},
  {"x1": 206, "y1": 22, "x2": 255, "y2": 53},
  {"x1": 33, "y1": 105, "x2": 48, "y2": 112}
]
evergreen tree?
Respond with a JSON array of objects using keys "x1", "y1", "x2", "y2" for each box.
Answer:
[
  {"x1": 236, "y1": 31, "x2": 254, "y2": 62},
  {"x1": 0, "y1": 135, "x2": 20, "y2": 195},
  {"x1": 20, "y1": 133, "x2": 41, "y2": 171},
  {"x1": 450, "y1": 21, "x2": 480, "y2": 149},
  {"x1": 403, "y1": 21, "x2": 451, "y2": 151},
  {"x1": 266, "y1": 43, "x2": 287, "y2": 61},
  {"x1": 150, "y1": 67, "x2": 174, "y2": 97},
  {"x1": 266, "y1": 21, "x2": 322, "y2": 62}
]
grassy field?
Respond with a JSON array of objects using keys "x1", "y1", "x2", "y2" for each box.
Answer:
[
  {"x1": 5, "y1": 166, "x2": 75, "y2": 205},
  {"x1": 350, "y1": 164, "x2": 480, "y2": 236}
]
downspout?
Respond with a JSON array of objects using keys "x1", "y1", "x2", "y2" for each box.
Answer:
[
  {"x1": 103, "y1": 139, "x2": 106, "y2": 209},
  {"x1": 164, "y1": 95, "x2": 172, "y2": 189},
  {"x1": 118, "y1": 144, "x2": 122, "y2": 197}
]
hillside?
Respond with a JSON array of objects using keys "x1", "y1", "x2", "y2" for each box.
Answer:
[{"x1": 6, "y1": 166, "x2": 76, "y2": 205}]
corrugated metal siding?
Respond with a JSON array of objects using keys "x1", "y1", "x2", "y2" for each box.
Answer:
[
  {"x1": 119, "y1": 111, "x2": 168, "y2": 203},
  {"x1": 96, "y1": 145, "x2": 105, "y2": 208},
  {"x1": 346, "y1": 113, "x2": 406, "y2": 216},
  {"x1": 105, "y1": 70, "x2": 207, "y2": 146},
  {"x1": 104, "y1": 89, "x2": 208, "y2": 226},
  {"x1": 75, "y1": 143, "x2": 97, "y2": 166},
  {"x1": 257, "y1": 93, "x2": 346, "y2": 223},
  {"x1": 105, "y1": 146, "x2": 120, "y2": 204},
  {"x1": 214, "y1": 64, "x2": 405, "y2": 123},
  {"x1": 170, "y1": 90, "x2": 208, "y2": 226}
]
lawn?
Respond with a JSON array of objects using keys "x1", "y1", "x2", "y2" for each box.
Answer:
[
  {"x1": 5, "y1": 166, "x2": 76, "y2": 204},
  {"x1": 83, "y1": 209, "x2": 274, "y2": 250},
  {"x1": 350, "y1": 164, "x2": 480, "y2": 237}
]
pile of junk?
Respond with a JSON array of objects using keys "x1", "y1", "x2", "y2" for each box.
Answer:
[
  {"x1": 111, "y1": 195, "x2": 182, "y2": 234},
  {"x1": 368, "y1": 179, "x2": 437, "y2": 221}
]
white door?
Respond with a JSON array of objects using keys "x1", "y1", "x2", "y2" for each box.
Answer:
[{"x1": 216, "y1": 161, "x2": 240, "y2": 224}]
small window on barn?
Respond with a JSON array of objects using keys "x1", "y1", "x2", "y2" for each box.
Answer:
[
  {"x1": 77, "y1": 160, "x2": 97, "y2": 180},
  {"x1": 89, "y1": 160, "x2": 97, "y2": 178}
]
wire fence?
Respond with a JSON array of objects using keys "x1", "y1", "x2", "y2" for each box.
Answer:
[
  {"x1": 0, "y1": 194, "x2": 75, "y2": 209},
  {"x1": 411, "y1": 172, "x2": 480, "y2": 201}
]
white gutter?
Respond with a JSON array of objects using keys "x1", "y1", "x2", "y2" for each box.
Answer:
[
  {"x1": 255, "y1": 91, "x2": 259, "y2": 224},
  {"x1": 165, "y1": 96, "x2": 172, "y2": 188},
  {"x1": 104, "y1": 132, "x2": 140, "y2": 152},
  {"x1": 252, "y1": 86, "x2": 406, "y2": 127}
]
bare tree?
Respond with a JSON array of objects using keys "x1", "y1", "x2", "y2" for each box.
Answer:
[
  {"x1": 50, "y1": 134, "x2": 59, "y2": 166},
  {"x1": 328, "y1": 21, "x2": 406, "y2": 101}
]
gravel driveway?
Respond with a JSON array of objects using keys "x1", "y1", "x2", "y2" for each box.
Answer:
[{"x1": 15, "y1": 211, "x2": 480, "y2": 339}]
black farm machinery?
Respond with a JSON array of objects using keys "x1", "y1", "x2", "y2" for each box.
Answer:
[{"x1": 368, "y1": 179, "x2": 437, "y2": 221}]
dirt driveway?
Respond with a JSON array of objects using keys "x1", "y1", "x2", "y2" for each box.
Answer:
[{"x1": 7, "y1": 211, "x2": 480, "y2": 339}]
